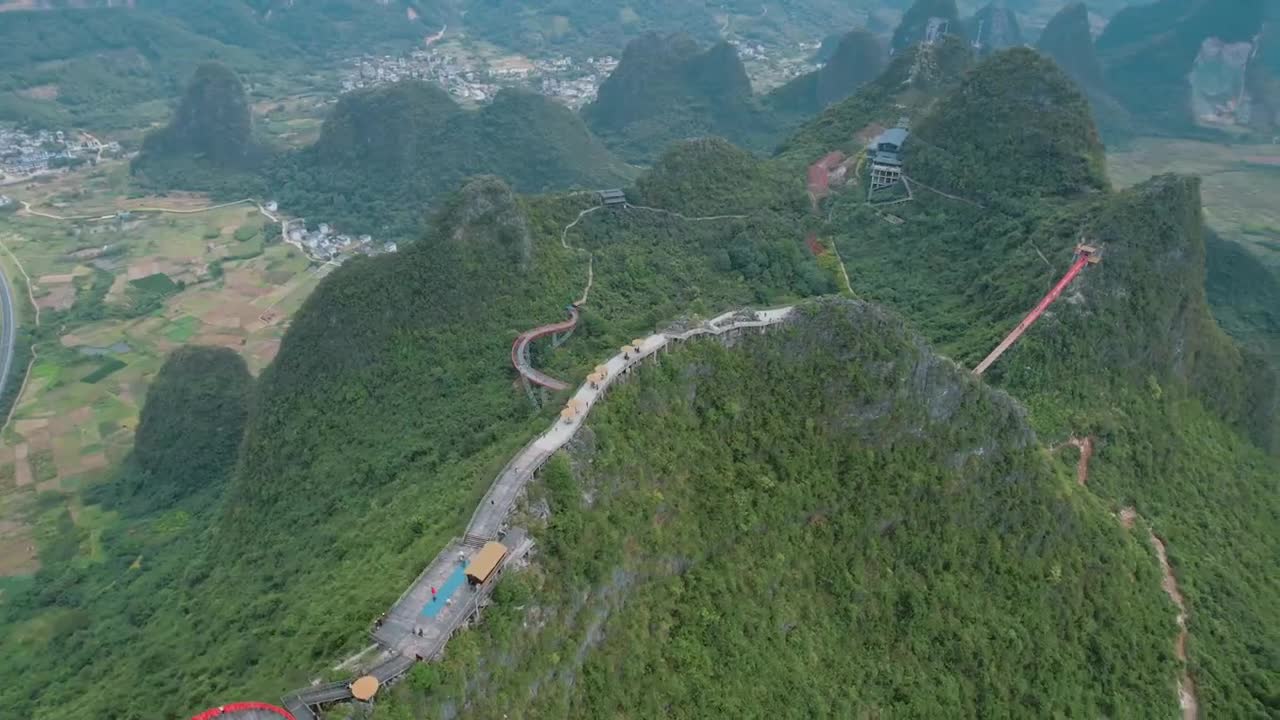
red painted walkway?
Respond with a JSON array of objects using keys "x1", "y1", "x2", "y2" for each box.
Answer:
[{"x1": 511, "y1": 306, "x2": 579, "y2": 391}]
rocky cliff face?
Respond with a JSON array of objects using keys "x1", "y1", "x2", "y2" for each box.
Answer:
[
  {"x1": 891, "y1": 0, "x2": 962, "y2": 53},
  {"x1": 966, "y1": 2, "x2": 1023, "y2": 56},
  {"x1": 1096, "y1": 0, "x2": 1267, "y2": 132}
]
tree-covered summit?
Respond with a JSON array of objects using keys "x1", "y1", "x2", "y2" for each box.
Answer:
[
  {"x1": 125, "y1": 346, "x2": 253, "y2": 512},
  {"x1": 130, "y1": 62, "x2": 269, "y2": 193},
  {"x1": 133, "y1": 62, "x2": 262, "y2": 169},
  {"x1": 269, "y1": 81, "x2": 633, "y2": 237},
  {"x1": 582, "y1": 32, "x2": 777, "y2": 163},
  {"x1": 909, "y1": 48, "x2": 1109, "y2": 202},
  {"x1": 766, "y1": 29, "x2": 887, "y2": 120},
  {"x1": 1037, "y1": 2, "x2": 1105, "y2": 91}
]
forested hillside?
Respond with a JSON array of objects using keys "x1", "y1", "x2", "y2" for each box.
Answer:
[
  {"x1": 373, "y1": 46, "x2": 1276, "y2": 718},
  {"x1": 0, "y1": 8, "x2": 264, "y2": 128},
  {"x1": 777, "y1": 34, "x2": 974, "y2": 162},
  {"x1": 131, "y1": 62, "x2": 269, "y2": 194},
  {"x1": 0, "y1": 152, "x2": 828, "y2": 717},
  {"x1": 109, "y1": 346, "x2": 254, "y2": 513},
  {"x1": 384, "y1": 300, "x2": 1178, "y2": 718},
  {"x1": 632, "y1": 138, "x2": 807, "y2": 217},
  {"x1": 812, "y1": 50, "x2": 1279, "y2": 715},
  {"x1": 3, "y1": 40, "x2": 1279, "y2": 720},
  {"x1": 582, "y1": 33, "x2": 778, "y2": 163},
  {"x1": 0, "y1": 1, "x2": 438, "y2": 128},
  {"x1": 765, "y1": 29, "x2": 886, "y2": 121},
  {"x1": 269, "y1": 82, "x2": 634, "y2": 236},
  {"x1": 908, "y1": 48, "x2": 1109, "y2": 201}
]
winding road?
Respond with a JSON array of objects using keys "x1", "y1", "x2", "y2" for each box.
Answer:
[{"x1": 0, "y1": 262, "x2": 15, "y2": 406}]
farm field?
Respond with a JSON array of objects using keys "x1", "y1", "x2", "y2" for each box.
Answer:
[
  {"x1": 0, "y1": 178, "x2": 327, "y2": 584},
  {"x1": 1107, "y1": 137, "x2": 1280, "y2": 269}
]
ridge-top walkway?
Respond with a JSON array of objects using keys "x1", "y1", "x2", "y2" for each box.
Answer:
[{"x1": 283, "y1": 305, "x2": 794, "y2": 719}]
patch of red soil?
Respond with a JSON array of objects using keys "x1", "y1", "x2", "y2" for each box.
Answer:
[
  {"x1": 806, "y1": 151, "x2": 846, "y2": 207},
  {"x1": 804, "y1": 232, "x2": 827, "y2": 257},
  {"x1": 1149, "y1": 531, "x2": 1197, "y2": 720},
  {"x1": 1068, "y1": 436, "x2": 1093, "y2": 486}
]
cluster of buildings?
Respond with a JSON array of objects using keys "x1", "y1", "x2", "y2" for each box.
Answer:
[
  {"x1": 342, "y1": 51, "x2": 502, "y2": 103},
  {"x1": 286, "y1": 220, "x2": 396, "y2": 263},
  {"x1": 530, "y1": 54, "x2": 619, "y2": 108},
  {"x1": 340, "y1": 49, "x2": 619, "y2": 108},
  {"x1": 0, "y1": 127, "x2": 119, "y2": 184},
  {"x1": 339, "y1": 37, "x2": 842, "y2": 107},
  {"x1": 729, "y1": 38, "x2": 822, "y2": 92}
]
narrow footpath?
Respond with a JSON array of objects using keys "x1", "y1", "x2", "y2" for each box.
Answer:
[
  {"x1": 1067, "y1": 437, "x2": 1198, "y2": 719},
  {"x1": 511, "y1": 199, "x2": 748, "y2": 392}
]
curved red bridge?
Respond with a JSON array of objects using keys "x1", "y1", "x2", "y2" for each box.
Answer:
[
  {"x1": 191, "y1": 702, "x2": 296, "y2": 720},
  {"x1": 511, "y1": 305, "x2": 579, "y2": 391}
]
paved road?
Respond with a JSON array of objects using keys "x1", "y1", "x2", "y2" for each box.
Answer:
[{"x1": 0, "y1": 263, "x2": 17, "y2": 407}]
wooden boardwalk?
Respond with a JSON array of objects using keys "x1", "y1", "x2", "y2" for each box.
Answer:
[{"x1": 282, "y1": 305, "x2": 795, "y2": 717}]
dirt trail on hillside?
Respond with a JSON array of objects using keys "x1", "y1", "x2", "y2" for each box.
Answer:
[
  {"x1": 1067, "y1": 437, "x2": 1197, "y2": 719},
  {"x1": 1148, "y1": 530, "x2": 1198, "y2": 720},
  {"x1": 1068, "y1": 436, "x2": 1092, "y2": 486}
]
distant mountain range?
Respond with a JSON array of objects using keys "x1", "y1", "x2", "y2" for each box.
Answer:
[{"x1": 5, "y1": 0, "x2": 1274, "y2": 138}]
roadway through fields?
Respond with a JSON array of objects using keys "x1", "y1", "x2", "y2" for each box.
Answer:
[{"x1": 0, "y1": 262, "x2": 16, "y2": 406}]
